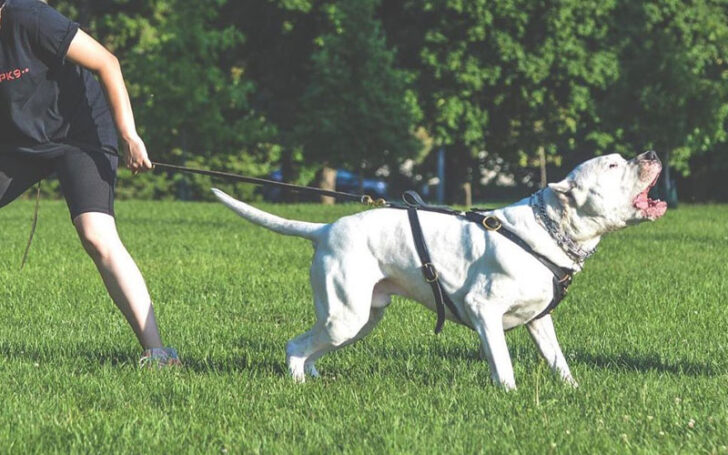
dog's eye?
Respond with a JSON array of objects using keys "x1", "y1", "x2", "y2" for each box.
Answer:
[{"x1": 609, "y1": 163, "x2": 619, "y2": 169}]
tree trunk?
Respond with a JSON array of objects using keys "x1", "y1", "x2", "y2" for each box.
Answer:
[
  {"x1": 319, "y1": 166, "x2": 337, "y2": 205},
  {"x1": 444, "y1": 144, "x2": 471, "y2": 205},
  {"x1": 462, "y1": 182, "x2": 472, "y2": 208},
  {"x1": 662, "y1": 149, "x2": 679, "y2": 208},
  {"x1": 280, "y1": 148, "x2": 295, "y2": 202}
]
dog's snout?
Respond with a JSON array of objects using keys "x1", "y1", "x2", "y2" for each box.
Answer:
[{"x1": 637, "y1": 150, "x2": 660, "y2": 163}]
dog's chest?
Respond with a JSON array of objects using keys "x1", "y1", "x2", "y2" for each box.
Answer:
[
  {"x1": 502, "y1": 294, "x2": 552, "y2": 330},
  {"x1": 483, "y1": 271, "x2": 555, "y2": 330}
]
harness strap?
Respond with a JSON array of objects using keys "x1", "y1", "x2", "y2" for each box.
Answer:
[
  {"x1": 464, "y1": 211, "x2": 574, "y2": 320},
  {"x1": 402, "y1": 190, "x2": 463, "y2": 216},
  {"x1": 406, "y1": 207, "x2": 463, "y2": 334},
  {"x1": 400, "y1": 191, "x2": 574, "y2": 331}
]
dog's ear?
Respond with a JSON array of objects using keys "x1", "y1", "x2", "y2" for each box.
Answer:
[{"x1": 548, "y1": 179, "x2": 574, "y2": 194}]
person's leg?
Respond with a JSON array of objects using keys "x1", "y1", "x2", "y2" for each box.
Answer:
[
  {"x1": 55, "y1": 147, "x2": 170, "y2": 353},
  {"x1": 72, "y1": 211, "x2": 163, "y2": 349}
]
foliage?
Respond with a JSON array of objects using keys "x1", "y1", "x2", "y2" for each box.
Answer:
[
  {"x1": 600, "y1": 0, "x2": 728, "y2": 172},
  {"x1": 39, "y1": 0, "x2": 728, "y2": 201},
  {"x1": 294, "y1": 0, "x2": 422, "y2": 174},
  {"x1": 56, "y1": 0, "x2": 279, "y2": 200},
  {"x1": 383, "y1": 0, "x2": 621, "y2": 199}
]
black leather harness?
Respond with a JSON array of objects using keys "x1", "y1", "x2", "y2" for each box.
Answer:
[{"x1": 400, "y1": 191, "x2": 574, "y2": 334}]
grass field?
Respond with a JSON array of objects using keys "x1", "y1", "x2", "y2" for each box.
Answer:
[{"x1": 1, "y1": 196, "x2": 727, "y2": 453}]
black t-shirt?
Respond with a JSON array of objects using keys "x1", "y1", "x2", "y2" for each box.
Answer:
[{"x1": 0, "y1": 0, "x2": 118, "y2": 155}]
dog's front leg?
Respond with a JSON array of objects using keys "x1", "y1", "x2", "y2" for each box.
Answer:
[
  {"x1": 467, "y1": 304, "x2": 517, "y2": 391},
  {"x1": 526, "y1": 314, "x2": 578, "y2": 387}
]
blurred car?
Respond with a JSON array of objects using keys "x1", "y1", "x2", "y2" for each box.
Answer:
[{"x1": 262, "y1": 169, "x2": 388, "y2": 202}]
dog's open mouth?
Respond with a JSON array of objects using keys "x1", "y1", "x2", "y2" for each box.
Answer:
[{"x1": 633, "y1": 175, "x2": 667, "y2": 220}]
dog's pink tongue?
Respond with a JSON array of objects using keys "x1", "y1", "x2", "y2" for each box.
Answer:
[
  {"x1": 634, "y1": 193, "x2": 649, "y2": 209},
  {"x1": 647, "y1": 201, "x2": 668, "y2": 219},
  {"x1": 633, "y1": 192, "x2": 667, "y2": 219}
]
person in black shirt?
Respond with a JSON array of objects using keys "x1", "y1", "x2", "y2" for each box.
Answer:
[{"x1": 0, "y1": 0, "x2": 179, "y2": 367}]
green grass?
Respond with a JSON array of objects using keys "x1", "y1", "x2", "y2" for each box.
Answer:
[{"x1": 1, "y1": 197, "x2": 727, "y2": 453}]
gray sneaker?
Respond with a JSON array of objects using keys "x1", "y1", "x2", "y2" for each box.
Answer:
[{"x1": 139, "y1": 347, "x2": 182, "y2": 368}]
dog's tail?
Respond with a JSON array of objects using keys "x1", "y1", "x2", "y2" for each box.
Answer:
[{"x1": 211, "y1": 188, "x2": 324, "y2": 241}]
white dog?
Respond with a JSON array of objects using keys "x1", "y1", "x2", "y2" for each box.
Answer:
[{"x1": 212, "y1": 151, "x2": 666, "y2": 390}]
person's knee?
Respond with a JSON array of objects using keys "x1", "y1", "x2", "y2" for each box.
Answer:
[{"x1": 75, "y1": 215, "x2": 118, "y2": 262}]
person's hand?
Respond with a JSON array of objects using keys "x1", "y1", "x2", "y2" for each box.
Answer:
[{"x1": 121, "y1": 133, "x2": 152, "y2": 175}]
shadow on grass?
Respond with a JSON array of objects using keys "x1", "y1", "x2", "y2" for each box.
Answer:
[
  {"x1": 120, "y1": 218, "x2": 238, "y2": 229},
  {"x1": 6, "y1": 337, "x2": 718, "y2": 379},
  {"x1": 0, "y1": 341, "x2": 135, "y2": 367},
  {"x1": 181, "y1": 356, "x2": 287, "y2": 376},
  {"x1": 572, "y1": 350, "x2": 721, "y2": 377},
  {"x1": 0, "y1": 338, "x2": 287, "y2": 375}
]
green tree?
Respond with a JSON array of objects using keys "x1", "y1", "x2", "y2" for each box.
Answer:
[
  {"x1": 57, "y1": 0, "x2": 278, "y2": 200},
  {"x1": 293, "y1": 0, "x2": 422, "y2": 201},
  {"x1": 223, "y1": 0, "x2": 323, "y2": 192},
  {"x1": 384, "y1": 0, "x2": 620, "y2": 202},
  {"x1": 600, "y1": 0, "x2": 728, "y2": 205}
]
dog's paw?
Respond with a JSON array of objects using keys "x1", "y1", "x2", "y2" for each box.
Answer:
[
  {"x1": 493, "y1": 377, "x2": 517, "y2": 391},
  {"x1": 287, "y1": 356, "x2": 307, "y2": 383},
  {"x1": 501, "y1": 383, "x2": 517, "y2": 392},
  {"x1": 563, "y1": 376, "x2": 579, "y2": 389}
]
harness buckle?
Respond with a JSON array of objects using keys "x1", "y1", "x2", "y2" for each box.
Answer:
[
  {"x1": 422, "y1": 263, "x2": 439, "y2": 283},
  {"x1": 482, "y1": 216, "x2": 502, "y2": 231}
]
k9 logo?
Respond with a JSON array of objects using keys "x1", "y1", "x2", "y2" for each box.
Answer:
[{"x1": 0, "y1": 67, "x2": 30, "y2": 83}]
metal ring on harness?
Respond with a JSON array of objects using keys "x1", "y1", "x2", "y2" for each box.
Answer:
[
  {"x1": 361, "y1": 195, "x2": 374, "y2": 205},
  {"x1": 422, "y1": 262, "x2": 439, "y2": 283},
  {"x1": 482, "y1": 216, "x2": 502, "y2": 231}
]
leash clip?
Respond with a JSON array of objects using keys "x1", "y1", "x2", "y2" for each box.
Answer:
[{"x1": 361, "y1": 195, "x2": 387, "y2": 208}]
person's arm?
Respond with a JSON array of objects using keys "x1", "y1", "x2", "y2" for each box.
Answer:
[{"x1": 66, "y1": 29, "x2": 151, "y2": 174}]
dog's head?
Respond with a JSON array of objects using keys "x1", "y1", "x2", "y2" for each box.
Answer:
[{"x1": 549, "y1": 151, "x2": 667, "y2": 233}]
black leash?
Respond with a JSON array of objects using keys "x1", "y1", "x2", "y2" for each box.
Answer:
[{"x1": 152, "y1": 162, "x2": 387, "y2": 206}]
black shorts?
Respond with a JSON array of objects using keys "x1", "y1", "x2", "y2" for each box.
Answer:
[{"x1": 0, "y1": 145, "x2": 118, "y2": 220}]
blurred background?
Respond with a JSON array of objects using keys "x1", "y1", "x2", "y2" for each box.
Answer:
[{"x1": 51, "y1": 0, "x2": 728, "y2": 205}]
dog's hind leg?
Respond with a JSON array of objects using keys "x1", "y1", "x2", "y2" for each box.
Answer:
[
  {"x1": 286, "y1": 324, "x2": 327, "y2": 382},
  {"x1": 286, "y1": 309, "x2": 373, "y2": 382},
  {"x1": 286, "y1": 258, "x2": 379, "y2": 382},
  {"x1": 303, "y1": 306, "x2": 387, "y2": 377}
]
